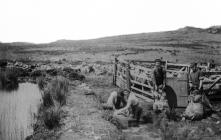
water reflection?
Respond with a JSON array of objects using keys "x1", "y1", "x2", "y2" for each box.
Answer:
[{"x1": 0, "y1": 83, "x2": 41, "y2": 140}]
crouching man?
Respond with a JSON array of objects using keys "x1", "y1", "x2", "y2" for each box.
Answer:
[
  {"x1": 102, "y1": 88, "x2": 127, "y2": 110},
  {"x1": 113, "y1": 90, "x2": 143, "y2": 124},
  {"x1": 182, "y1": 90, "x2": 204, "y2": 120}
]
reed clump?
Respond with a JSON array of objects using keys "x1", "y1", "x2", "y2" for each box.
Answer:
[
  {"x1": 0, "y1": 69, "x2": 18, "y2": 91},
  {"x1": 42, "y1": 106, "x2": 62, "y2": 129},
  {"x1": 48, "y1": 76, "x2": 69, "y2": 106},
  {"x1": 37, "y1": 76, "x2": 69, "y2": 129}
]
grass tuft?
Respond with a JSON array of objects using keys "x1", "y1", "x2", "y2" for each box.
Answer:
[
  {"x1": 36, "y1": 76, "x2": 69, "y2": 130},
  {"x1": 42, "y1": 89, "x2": 54, "y2": 108},
  {"x1": 48, "y1": 76, "x2": 69, "y2": 106},
  {"x1": 37, "y1": 77, "x2": 47, "y2": 90},
  {"x1": 43, "y1": 107, "x2": 62, "y2": 129}
]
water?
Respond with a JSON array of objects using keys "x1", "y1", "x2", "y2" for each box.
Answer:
[{"x1": 0, "y1": 83, "x2": 42, "y2": 140}]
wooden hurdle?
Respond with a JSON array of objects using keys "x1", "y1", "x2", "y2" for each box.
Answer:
[{"x1": 113, "y1": 57, "x2": 221, "y2": 107}]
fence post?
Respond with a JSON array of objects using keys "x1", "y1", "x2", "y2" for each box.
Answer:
[
  {"x1": 113, "y1": 57, "x2": 118, "y2": 86},
  {"x1": 126, "y1": 61, "x2": 131, "y2": 91}
]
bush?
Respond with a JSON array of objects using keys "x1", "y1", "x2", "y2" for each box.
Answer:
[
  {"x1": 68, "y1": 72, "x2": 85, "y2": 81},
  {"x1": 34, "y1": 76, "x2": 69, "y2": 131},
  {"x1": 43, "y1": 107, "x2": 62, "y2": 129},
  {"x1": 46, "y1": 69, "x2": 58, "y2": 76},
  {"x1": 31, "y1": 70, "x2": 45, "y2": 77},
  {"x1": 48, "y1": 76, "x2": 69, "y2": 106},
  {"x1": 37, "y1": 77, "x2": 47, "y2": 90},
  {"x1": 42, "y1": 90, "x2": 54, "y2": 107},
  {"x1": 0, "y1": 69, "x2": 18, "y2": 91}
]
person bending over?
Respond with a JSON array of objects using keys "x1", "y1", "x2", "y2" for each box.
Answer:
[
  {"x1": 114, "y1": 90, "x2": 143, "y2": 123},
  {"x1": 102, "y1": 88, "x2": 127, "y2": 110}
]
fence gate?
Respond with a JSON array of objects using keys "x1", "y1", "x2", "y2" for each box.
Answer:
[
  {"x1": 113, "y1": 57, "x2": 221, "y2": 108},
  {"x1": 113, "y1": 58, "x2": 154, "y2": 102}
]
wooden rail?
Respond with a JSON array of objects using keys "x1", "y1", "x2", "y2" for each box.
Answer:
[{"x1": 113, "y1": 57, "x2": 221, "y2": 107}]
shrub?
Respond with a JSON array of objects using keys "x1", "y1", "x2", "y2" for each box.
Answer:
[
  {"x1": 0, "y1": 69, "x2": 18, "y2": 91},
  {"x1": 42, "y1": 89, "x2": 54, "y2": 107},
  {"x1": 31, "y1": 70, "x2": 45, "y2": 77},
  {"x1": 68, "y1": 72, "x2": 85, "y2": 81},
  {"x1": 48, "y1": 76, "x2": 69, "y2": 106},
  {"x1": 10, "y1": 67, "x2": 30, "y2": 77},
  {"x1": 46, "y1": 69, "x2": 58, "y2": 76},
  {"x1": 43, "y1": 107, "x2": 62, "y2": 129},
  {"x1": 37, "y1": 77, "x2": 47, "y2": 90},
  {"x1": 0, "y1": 72, "x2": 5, "y2": 89},
  {"x1": 34, "y1": 76, "x2": 69, "y2": 132}
]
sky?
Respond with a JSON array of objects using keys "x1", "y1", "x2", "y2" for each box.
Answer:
[{"x1": 0, "y1": 0, "x2": 221, "y2": 43}]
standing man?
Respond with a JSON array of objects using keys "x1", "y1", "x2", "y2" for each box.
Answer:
[
  {"x1": 152, "y1": 59, "x2": 166, "y2": 91},
  {"x1": 189, "y1": 62, "x2": 203, "y2": 91}
]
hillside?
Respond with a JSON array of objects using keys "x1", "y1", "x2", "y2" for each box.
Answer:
[
  {"x1": 0, "y1": 25, "x2": 221, "y2": 64},
  {"x1": 47, "y1": 26, "x2": 221, "y2": 50}
]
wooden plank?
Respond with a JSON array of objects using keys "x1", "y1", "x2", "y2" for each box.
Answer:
[
  {"x1": 131, "y1": 80, "x2": 153, "y2": 89},
  {"x1": 131, "y1": 86, "x2": 153, "y2": 97},
  {"x1": 202, "y1": 72, "x2": 221, "y2": 76},
  {"x1": 131, "y1": 60, "x2": 156, "y2": 63},
  {"x1": 130, "y1": 64, "x2": 152, "y2": 72},
  {"x1": 116, "y1": 77, "x2": 127, "y2": 89},
  {"x1": 131, "y1": 74, "x2": 152, "y2": 80},
  {"x1": 206, "y1": 77, "x2": 221, "y2": 91},
  {"x1": 166, "y1": 70, "x2": 187, "y2": 73},
  {"x1": 132, "y1": 92, "x2": 154, "y2": 103},
  {"x1": 126, "y1": 62, "x2": 131, "y2": 90},
  {"x1": 116, "y1": 76, "x2": 126, "y2": 83},
  {"x1": 167, "y1": 63, "x2": 190, "y2": 67}
]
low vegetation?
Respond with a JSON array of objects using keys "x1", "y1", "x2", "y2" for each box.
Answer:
[
  {"x1": 0, "y1": 68, "x2": 18, "y2": 91},
  {"x1": 35, "y1": 76, "x2": 69, "y2": 131},
  {"x1": 48, "y1": 76, "x2": 69, "y2": 106}
]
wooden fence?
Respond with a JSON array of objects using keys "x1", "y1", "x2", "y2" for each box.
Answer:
[{"x1": 113, "y1": 57, "x2": 221, "y2": 107}]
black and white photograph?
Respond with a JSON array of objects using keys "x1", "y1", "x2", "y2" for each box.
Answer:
[{"x1": 0, "y1": 0, "x2": 221, "y2": 140}]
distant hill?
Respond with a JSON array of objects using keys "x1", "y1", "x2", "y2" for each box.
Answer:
[
  {"x1": 1, "y1": 25, "x2": 221, "y2": 64},
  {"x1": 44, "y1": 25, "x2": 221, "y2": 50},
  {"x1": 1, "y1": 25, "x2": 221, "y2": 51}
]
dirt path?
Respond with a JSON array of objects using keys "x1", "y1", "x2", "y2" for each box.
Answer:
[
  {"x1": 56, "y1": 75, "x2": 163, "y2": 140},
  {"x1": 57, "y1": 81, "x2": 123, "y2": 140}
]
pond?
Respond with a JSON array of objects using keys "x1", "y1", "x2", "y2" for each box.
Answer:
[{"x1": 0, "y1": 83, "x2": 41, "y2": 140}]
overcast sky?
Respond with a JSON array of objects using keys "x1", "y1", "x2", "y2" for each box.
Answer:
[{"x1": 0, "y1": 0, "x2": 221, "y2": 43}]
